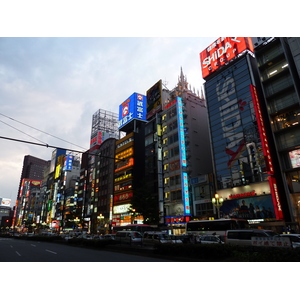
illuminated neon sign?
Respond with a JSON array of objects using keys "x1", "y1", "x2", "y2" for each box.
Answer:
[
  {"x1": 200, "y1": 37, "x2": 254, "y2": 79},
  {"x1": 176, "y1": 96, "x2": 190, "y2": 215},
  {"x1": 182, "y1": 172, "x2": 190, "y2": 214},
  {"x1": 118, "y1": 93, "x2": 147, "y2": 129},
  {"x1": 176, "y1": 97, "x2": 187, "y2": 167}
]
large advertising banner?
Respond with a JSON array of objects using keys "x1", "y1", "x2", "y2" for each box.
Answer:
[
  {"x1": 200, "y1": 37, "x2": 254, "y2": 79},
  {"x1": 146, "y1": 80, "x2": 162, "y2": 119},
  {"x1": 118, "y1": 92, "x2": 147, "y2": 129},
  {"x1": 250, "y1": 84, "x2": 284, "y2": 220},
  {"x1": 220, "y1": 195, "x2": 276, "y2": 220}
]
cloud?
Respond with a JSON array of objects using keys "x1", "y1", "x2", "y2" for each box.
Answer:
[{"x1": 0, "y1": 36, "x2": 217, "y2": 204}]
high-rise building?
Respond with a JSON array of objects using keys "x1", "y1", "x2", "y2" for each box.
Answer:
[
  {"x1": 112, "y1": 93, "x2": 147, "y2": 227},
  {"x1": 253, "y1": 37, "x2": 300, "y2": 227},
  {"x1": 144, "y1": 70, "x2": 213, "y2": 234},
  {"x1": 201, "y1": 37, "x2": 297, "y2": 232},
  {"x1": 79, "y1": 109, "x2": 122, "y2": 232},
  {"x1": 15, "y1": 155, "x2": 48, "y2": 227}
]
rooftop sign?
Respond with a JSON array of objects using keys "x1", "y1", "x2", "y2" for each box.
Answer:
[{"x1": 200, "y1": 37, "x2": 254, "y2": 79}]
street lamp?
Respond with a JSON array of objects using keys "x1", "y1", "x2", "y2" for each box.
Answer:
[{"x1": 211, "y1": 194, "x2": 224, "y2": 219}]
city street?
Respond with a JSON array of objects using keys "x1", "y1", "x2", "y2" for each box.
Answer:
[{"x1": 0, "y1": 238, "x2": 172, "y2": 262}]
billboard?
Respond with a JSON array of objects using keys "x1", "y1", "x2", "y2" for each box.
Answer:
[
  {"x1": 118, "y1": 93, "x2": 147, "y2": 130},
  {"x1": 220, "y1": 194, "x2": 276, "y2": 220},
  {"x1": 0, "y1": 198, "x2": 11, "y2": 207},
  {"x1": 90, "y1": 131, "x2": 117, "y2": 148},
  {"x1": 250, "y1": 85, "x2": 274, "y2": 175},
  {"x1": 200, "y1": 37, "x2": 254, "y2": 79},
  {"x1": 63, "y1": 155, "x2": 74, "y2": 171},
  {"x1": 289, "y1": 149, "x2": 300, "y2": 168},
  {"x1": 146, "y1": 80, "x2": 162, "y2": 119}
]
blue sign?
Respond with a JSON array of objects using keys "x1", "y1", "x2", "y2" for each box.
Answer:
[
  {"x1": 63, "y1": 155, "x2": 74, "y2": 171},
  {"x1": 176, "y1": 97, "x2": 187, "y2": 167},
  {"x1": 118, "y1": 93, "x2": 147, "y2": 129}
]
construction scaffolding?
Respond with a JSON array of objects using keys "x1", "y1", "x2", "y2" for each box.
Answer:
[{"x1": 90, "y1": 109, "x2": 120, "y2": 147}]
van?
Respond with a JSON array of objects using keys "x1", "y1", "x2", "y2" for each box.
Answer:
[
  {"x1": 115, "y1": 231, "x2": 142, "y2": 244},
  {"x1": 225, "y1": 229, "x2": 278, "y2": 246}
]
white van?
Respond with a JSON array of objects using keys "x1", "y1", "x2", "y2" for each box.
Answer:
[
  {"x1": 225, "y1": 229, "x2": 278, "y2": 246},
  {"x1": 115, "y1": 231, "x2": 142, "y2": 244}
]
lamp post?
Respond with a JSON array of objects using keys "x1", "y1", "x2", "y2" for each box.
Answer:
[{"x1": 211, "y1": 194, "x2": 224, "y2": 219}]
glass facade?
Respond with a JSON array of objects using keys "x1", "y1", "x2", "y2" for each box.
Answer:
[{"x1": 205, "y1": 56, "x2": 268, "y2": 190}]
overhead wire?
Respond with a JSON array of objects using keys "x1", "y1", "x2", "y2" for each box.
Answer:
[{"x1": 0, "y1": 112, "x2": 88, "y2": 151}]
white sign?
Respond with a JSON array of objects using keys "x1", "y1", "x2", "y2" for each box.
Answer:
[
  {"x1": 113, "y1": 204, "x2": 131, "y2": 214},
  {"x1": 0, "y1": 198, "x2": 11, "y2": 207},
  {"x1": 251, "y1": 237, "x2": 291, "y2": 248}
]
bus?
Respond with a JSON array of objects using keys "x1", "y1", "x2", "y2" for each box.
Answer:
[
  {"x1": 111, "y1": 224, "x2": 157, "y2": 234},
  {"x1": 186, "y1": 219, "x2": 249, "y2": 238}
]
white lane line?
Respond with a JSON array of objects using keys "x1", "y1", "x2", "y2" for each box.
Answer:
[
  {"x1": 46, "y1": 249, "x2": 57, "y2": 255},
  {"x1": 16, "y1": 251, "x2": 21, "y2": 256},
  {"x1": 31, "y1": 244, "x2": 36, "y2": 247}
]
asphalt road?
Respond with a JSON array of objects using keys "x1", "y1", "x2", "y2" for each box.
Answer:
[{"x1": 0, "y1": 238, "x2": 172, "y2": 262}]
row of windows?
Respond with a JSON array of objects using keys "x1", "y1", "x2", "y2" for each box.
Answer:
[
  {"x1": 163, "y1": 146, "x2": 180, "y2": 159},
  {"x1": 164, "y1": 174, "x2": 181, "y2": 186},
  {"x1": 164, "y1": 189, "x2": 182, "y2": 201}
]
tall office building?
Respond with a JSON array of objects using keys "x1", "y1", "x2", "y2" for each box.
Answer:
[
  {"x1": 144, "y1": 70, "x2": 213, "y2": 234},
  {"x1": 201, "y1": 37, "x2": 297, "y2": 232},
  {"x1": 15, "y1": 155, "x2": 48, "y2": 227},
  {"x1": 112, "y1": 93, "x2": 147, "y2": 227},
  {"x1": 253, "y1": 37, "x2": 300, "y2": 226}
]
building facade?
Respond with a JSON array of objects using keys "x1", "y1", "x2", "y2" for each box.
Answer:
[
  {"x1": 253, "y1": 37, "x2": 300, "y2": 226},
  {"x1": 144, "y1": 71, "x2": 213, "y2": 234},
  {"x1": 201, "y1": 37, "x2": 298, "y2": 232}
]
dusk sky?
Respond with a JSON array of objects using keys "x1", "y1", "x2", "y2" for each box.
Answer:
[
  {"x1": 0, "y1": 35, "x2": 219, "y2": 204},
  {"x1": 0, "y1": 1, "x2": 287, "y2": 207}
]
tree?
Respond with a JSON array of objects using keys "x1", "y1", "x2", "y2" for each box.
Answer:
[{"x1": 130, "y1": 180, "x2": 159, "y2": 225}]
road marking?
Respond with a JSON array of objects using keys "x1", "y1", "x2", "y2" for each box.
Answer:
[
  {"x1": 16, "y1": 251, "x2": 21, "y2": 256},
  {"x1": 46, "y1": 250, "x2": 57, "y2": 255},
  {"x1": 31, "y1": 244, "x2": 36, "y2": 247}
]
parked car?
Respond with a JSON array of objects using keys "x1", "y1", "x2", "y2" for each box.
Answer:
[
  {"x1": 199, "y1": 234, "x2": 224, "y2": 244},
  {"x1": 225, "y1": 229, "x2": 278, "y2": 246},
  {"x1": 280, "y1": 234, "x2": 300, "y2": 249},
  {"x1": 115, "y1": 231, "x2": 142, "y2": 244},
  {"x1": 104, "y1": 234, "x2": 116, "y2": 240},
  {"x1": 169, "y1": 235, "x2": 183, "y2": 244},
  {"x1": 143, "y1": 231, "x2": 172, "y2": 244}
]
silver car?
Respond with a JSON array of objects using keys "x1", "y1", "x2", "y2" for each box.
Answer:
[{"x1": 199, "y1": 235, "x2": 224, "y2": 244}]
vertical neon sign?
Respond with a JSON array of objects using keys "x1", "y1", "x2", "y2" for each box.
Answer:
[
  {"x1": 177, "y1": 97, "x2": 187, "y2": 167},
  {"x1": 177, "y1": 97, "x2": 190, "y2": 214}
]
